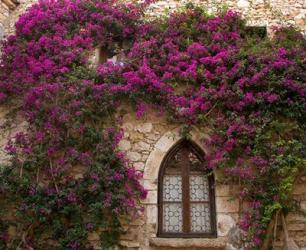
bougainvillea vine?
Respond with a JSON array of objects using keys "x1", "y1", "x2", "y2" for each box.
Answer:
[{"x1": 0, "y1": 0, "x2": 305, "y2": 249}]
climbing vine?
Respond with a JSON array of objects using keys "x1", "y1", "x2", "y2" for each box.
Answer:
[{"x1": 0, "y1": 0, "x2": 305, "y2": 249}]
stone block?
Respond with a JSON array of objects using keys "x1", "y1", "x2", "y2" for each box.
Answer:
[
  {"x1": 292, "y1": 183, "x2": 306, "y2": 195},
  {"x1": 0, "y1": 24, "x2": 4, "y2": 40},
  {"x1": 288, "y1": 223, "x2": 306, "y2": 231},
  {"x1": 301, "y1": 201, "x2": 306, "y2": 211},
  {"x1": 136, "y1": 123, "x2": 152, "y2": 133},
  {"x1": 129, "y1": 131, "x2": 144, "y2": 140},
  {"x1": 149, "y1": 237, "x2": 227, "y2": 248},
  {"x1": 146, "y1": 133, "x2": 160, "y2": 141},
  {"x1": 143, "y1": 190, "x2": 157, "y2": 204},
  {"x1": 127, "y1": 151, "x2": 141, "y2": 162},
  {"x1": 143, "y1": 179, "x2": 158, "y2": 191},
  {"x1": 216, "y1": 197, "x2": 239, "y2": 213},
  {"x1": 154, "y1": 131, "x2": 179, "y2": 153},
  {"x1": 217, "y1": 214, "x2": 236, "y2": 237},
  {"x1": 237, "y1": 0, "x2": 250, "y2": 8},
  {"x1": 120, "y1": 240, "x2": 140, "y2": 248},
  {"x1": 88, "y1": 232, "x2": 99, "y2": 241},
  {"x1": 216, "y1": 184, "x2": 230, "y2": 197},
  {"x1": 130, "y1": 218, "x2": 145, "y2": 226},
  {"x1": 287, "y1": 213, "x2": 306, "y2": 223},
  {"x1": 134, "y1": 141, "x2": 151, "y2": 151},
  {"x1": 118, "y1": 139, "x2": 131, "y2": 151},
  {"x1": 227, "y1": 226, "x2": 246, "y2": 249},
  {"x1": 143, "y1": 148, "x2": 164, "y2": 180},
  {"x1": 122, "y1": 122, "x2": 134, "y2": 131},
  {"x1": 146, "y1": 205, "x2": 157, "y2": 224},
  {"x1": 133, "y1": 162, "x2": 145, "y2": 171}
]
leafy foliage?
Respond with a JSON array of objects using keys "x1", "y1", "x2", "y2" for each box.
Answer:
[{"x1": 0, "y1": 1, "x2": 305, "y2": 249}]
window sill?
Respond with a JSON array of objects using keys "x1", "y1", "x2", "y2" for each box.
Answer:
[{"x1": 149, "y1": 237, "x2": 226, "y2": 249}]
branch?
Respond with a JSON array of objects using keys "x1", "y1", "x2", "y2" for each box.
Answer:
[{"x1": 260, "y1": 211, "x2": 277, "y2": 250}]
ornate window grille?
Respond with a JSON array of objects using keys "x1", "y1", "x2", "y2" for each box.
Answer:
[{"x1": 158, "y1": 140, "x2": 216, "y2": 237}]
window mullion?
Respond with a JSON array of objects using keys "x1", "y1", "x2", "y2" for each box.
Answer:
[{"x1": 181, "y1": 146, "x2": 191, "y2": 233}]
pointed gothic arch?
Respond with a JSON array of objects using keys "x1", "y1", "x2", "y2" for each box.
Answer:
[{"x1": 157, "y1": 139, "x2": 217, "y2": 238}]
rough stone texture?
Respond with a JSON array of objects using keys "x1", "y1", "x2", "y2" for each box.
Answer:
[
  {"x1": 0, "y1": 105, "x2": 27, "y2": 166},
  {"x1": 144, "y1": 0, "x2": 306, "y2": 34},
  {"x1": 0, "y1": 0, "x2": 305, "y2": 40},
  {"x1": 272, "y1": 174, "x2": 306, "y2": 250},
  {"x1": 0, "y1": 1, "x2": 9, "y2": 40},
  {"x1": 227, "y1": 226, "x2": 246, "y2": 250},
  {"x1": 149, "y1": 237, "x2": 227, "y2": 249},
  {"x1": 113, "y1": 108, "x2": 242, "y2": 250}
]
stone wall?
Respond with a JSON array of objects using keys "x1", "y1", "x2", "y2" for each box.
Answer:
[
  {"x1": 273, "y1": 175, "x2": 306, "y2": 250},
  {"x1": 113, "y1": 107, "x2": 241, "y2": 250},
  {"x1": 111, "y1": 107, "x2": 306, "y2": 250},
  {"x1": 0, "y1": 1, "x2": 10, "y2": 40},
  {"x1": 0, "y1": 0, "x2": 305, "y2": 249},
  {"x1": 0, "y1": 0, "x2": 305, "y2": 39},
  {"x1": 0, "y1": 0, "x2": 20, "y2": 40}
]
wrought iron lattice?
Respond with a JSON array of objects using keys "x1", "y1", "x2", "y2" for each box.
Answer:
[
  {"x1": 163, "y1": 175, "x2": 182, "y2": 201},
  {"x1": 190, "y1": 203, "x2": 211, "y2": 233},
  {"x1": 190, "y1": 175, "x2": 209, "y2": 201},
  {"x1": 163, "y1": 203, "x2": 183, "y2": 232},
  {"x1": 158, "y1": 140, "x2": 216, "y2": 237}
]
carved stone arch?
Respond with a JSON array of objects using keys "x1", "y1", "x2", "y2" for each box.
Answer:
[
  {"x1": 143, "y1": 126, "x2": 210, "y2": 184},
  {"x1": 143, "y1": 126, "x2": 237, "y2": 243},
  {"x1": 157, "y1": 138, "x2": 217, "y2": 237},
  {"x1": 143, "y1": 127, "x2": 213, "y2": 232}
]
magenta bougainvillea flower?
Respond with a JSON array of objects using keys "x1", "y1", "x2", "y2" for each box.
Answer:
[{"x1": 0, "y1": 0, "x2": 305, "y2": 249}]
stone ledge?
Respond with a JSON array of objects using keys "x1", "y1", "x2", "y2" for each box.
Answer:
[{"x1": 149, "y1": 237, "x2": 227, "y2": 249}]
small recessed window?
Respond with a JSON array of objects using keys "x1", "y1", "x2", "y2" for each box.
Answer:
[
  {"x1": 98, "y1": 41, "x2": 127, "y2": 65},
  {"x1": 158, "y1": 140, "x2": 216, "y2": 238},
  {"x1": 245, "y1": 26, "x2": 267, "y2": 38}
]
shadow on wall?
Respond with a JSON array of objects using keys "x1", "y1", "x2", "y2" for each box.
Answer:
[{"x1": 0, "y1": 24, "x2": 4, "y2": 40}]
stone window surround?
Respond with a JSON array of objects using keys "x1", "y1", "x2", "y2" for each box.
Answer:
[{"x1": 142, "y1": 127, "x2": 237, "y2": 249}]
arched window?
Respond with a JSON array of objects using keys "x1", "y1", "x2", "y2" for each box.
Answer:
[
  {"x1": 158, "y1": 140, "x2": 216, "y2": 238},
  {"x1": 97, "y1": 41, "x2": 128, "y2": 65}
]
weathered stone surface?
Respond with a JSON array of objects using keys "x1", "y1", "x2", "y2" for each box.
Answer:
[
  {"x1": 149, "y1": 237, "x2": 227, "y2": 248},
  {"x1": 301, "y1": 201, "x2": 306, "y2": 211},
  {"x1": 134, "y1": 141, "x2": 151, "y2": 151},
  {"x1": 143, "y1": 148, "x2": 164, "y2": 180},
  {"x1": 227, "y1": 226, "x2": 246, "y2": 250},
  {"x1": 88, "y1": 232, "x2": 99, "y2": 241},
  {"x1": 122, "y1": 122, "x2": 134, "y2": 131},
  {"x1": 133, "y1": 161, "x2": 145, "y2": 171},
  {"x1": 129, "y1": 131, "x2": 144, "y2": 140},
  {"x1": 292, "y1": 183, "x2": 306, "y2": 195},
  {"x1": 237, "y1": 0, "x2": 250, "y2": 8},
  {"x1": 118, "y1": 139, "x2": 131, "y2": 151},
  {"x1": 0, "y1": 24, "x2": 4, "y2": 40},
  {"x1": 120, "y1": 240, "x2": 140, "y2": 248},
  {"x1": 146, "y1": 205, "x2": 157, "y2": 224},
  {"x1": 288, "y1": 223, "x2": 306, "y2": 231},
  {"x1": 127, "y1": 151, "x2": 141, "y2": 162},
  {"x1": 143, "y1": 179, "x2": 158, "y2": 190},
  {"x1": 216, "y1": 197, "x2": 239, "y2": 213},
  {"x1": 217, "y1": 214, "x2": 236, "y2": 237},
  {"x1": 216, "y1": 184, "x2": 230, "y2": 197},
  {"x1": 154, "y1": 131, "x2": 179, "y2": 152},
  {"x1": 143, "y1": 190, "x2": 157, "y2": 204},
  {"x1": 136, "y1": 123, "x2": 153, "y2": 133}
]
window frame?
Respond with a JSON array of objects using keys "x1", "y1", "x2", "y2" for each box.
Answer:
[{"x1": 157, "y1": 140, "x2": 217, "y2": 238}]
